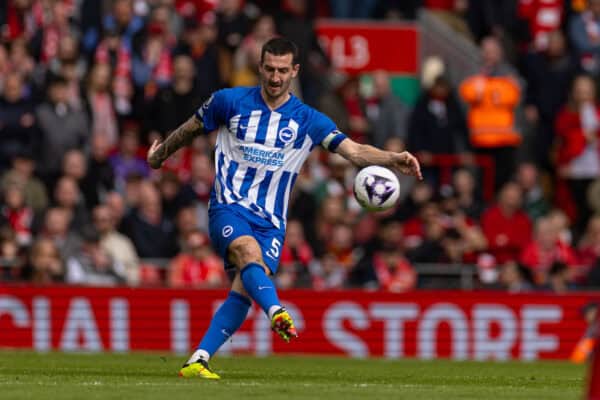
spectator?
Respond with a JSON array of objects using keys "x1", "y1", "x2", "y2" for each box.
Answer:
[
  {"x1": 66, "y1": 226, "x2": 127, "y2": 286},
  {"x1": 157, "y1": 171, "x2": 196, "y2": 220},
  {"x1": 554, "y1": 74, "x2": 600, "y2": 237},
  {"x1": 1, "y1": 183, "x2": 33, "y2": 247},
  {"x1": 517, "y1": 0, "x2": 564, "y2": 52},
  {"x1": 121, "y1": 181, "x2": 178, "y2": 258},
  {"x1": 520, "y1": 217, "x2": 578, "y2": 285},
  {"x1": 372, "y1": 243, "x2": 417, "y2": 292},
  {"x1": 515, "y1": 161, "x2": 551, "y2": 221},
  {"x1": 0, "y1": 150, "x2": 48, "y2": 213},
  {"x1": 0, "y1": 72, "x2": 37, "y2": 171},
  {"x1": 131, "y1": 22, "x2": 174, "y2": 91},
  {"x1": 53, "y1": 176, "x2": 90, "y2": 231},
  {"x1": 365, "y1": 70, "x2": 409, "y2": 149},
  {"x1": 109, "y1": 127, "x2": 150, "y2": 193},
  {"x1": 86, "y1": 63, "x2": 119, "y2": 149},
  {"x1": 231, "y1": 14, "x2": 276, "y2": 87},
  {"x1": 35, "y1": 0, "x2": 79, "y2": 65},
  {"x1": 167, "y1": 229, "x2": 225, "y2": 288},
  {"x1": 338, "y1": 76, "x2": 370, "y2": 144},
  {"x1": 578, "y1": 215, "x2": 600, "y2": 270},
  {"x1": 498, "y1": 261, "x2": 534, "y2": 292},
  {"x1": 545, "y1": 261, "x2": 576, "y2": 293},
  {"x1": 83, "y1": 134, "x2": 116, "y2": 208},
  {"x1": 277, "y1": 219, "x2": 313, "y2": 289},
  {"x1": 569, "y1": 0, "x2": 600, "y2": 74},
  {"x1": 173, "y1": 14, "x2": 222, "y2": 102},
  {"x1": 102, "y1": 0, "x2": 144, "y2": 53},
  {"x1": 308, "y1": 253, "x2": 347, "y2": 290},
  {"x1": 93, "y1": 204, "x2": 139, "y2": 286},
  {"x1": 0, "y1": 229, "x2": 23, "y2": 281},
  {"x1": 481, "y1": 182, "x2": 532, "y2": 264},
  {"x1": 26, "y1": 238, "x2": 64, "y2": 284},
  {"x1": 407, "y1": 75, "x2": 470, "y2": 184},
  {"x1": 216, "y1": 0, "x2": 251, "y2": 56},
  {"x1": 521, "y1": 30, "x2": 577, "y2": 169},
  {"x1": 146, "y1": 54, "x2": 204, "y2": 141},
  {"x1": 39, "y1": 207, "x2": 82, "y2": 262},
  {"x1": 175, "y1": 206, "x2": 201, "y2": 249},
  {"x1": 35, "y1": 74, "x2": 89, "y2": 187},
  {"x1": 104, "y1": 191, "x2": 127, "y2": 231},
  {"x1": 459, "y1": 36, "x2": 522, "y2": 190},
  {"x1": 277, "y1": 0, "x2": 330, "y2": 106},
  {"x1": 189, "y1": 152, "x2": 214, "y2": 204},
  {"x1": 452, "y1": 168, "x2": 485, "y2": 220}
]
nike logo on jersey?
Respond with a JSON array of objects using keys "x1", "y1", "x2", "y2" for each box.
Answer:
[{"x1": 258, "y1": 286, "x2": 272, "y2": 290}]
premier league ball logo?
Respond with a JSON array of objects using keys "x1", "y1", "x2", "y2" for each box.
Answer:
[{"x1": 353, "y1": 166, "x2": 400, "y2": 211}]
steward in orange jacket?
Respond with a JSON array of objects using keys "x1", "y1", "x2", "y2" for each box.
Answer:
[{"x1": 460, "y1": 74, "x2": 522, "y2": 148}]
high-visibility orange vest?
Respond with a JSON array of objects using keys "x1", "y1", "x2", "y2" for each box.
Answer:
[{"x1": 459, "y1": 75, "x2": 522, "y2": 148}]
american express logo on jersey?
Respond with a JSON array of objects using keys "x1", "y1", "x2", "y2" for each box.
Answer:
[{"x1": 239, "y1": 145, "x2": 285, "y2": 167}]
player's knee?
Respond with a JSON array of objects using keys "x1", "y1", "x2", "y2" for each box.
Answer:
[{"x1": 228, "y1": 236, "x2": 263, "y2": 268}]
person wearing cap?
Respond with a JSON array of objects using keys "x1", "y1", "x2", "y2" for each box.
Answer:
[{"x1": 168, "y1": 229, "x2": 226, "y2": 288}]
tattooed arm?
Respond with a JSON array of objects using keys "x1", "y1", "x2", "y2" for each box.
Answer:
[{"x1": 147, "y1": 116, "x2": 204, "y2": 169}]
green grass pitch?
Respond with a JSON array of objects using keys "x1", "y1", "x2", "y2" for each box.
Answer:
[{"x1": 0, "y1": 351, "x2": 587, "y2": 400}]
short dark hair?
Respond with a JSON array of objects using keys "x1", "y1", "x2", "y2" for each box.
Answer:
[{"x1": 260, "y1": 37, "x2": 299, "y2": 65}]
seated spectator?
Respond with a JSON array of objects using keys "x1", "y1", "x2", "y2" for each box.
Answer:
[
  {"x1": 189, "y1": 152, "x2": 214, "y2": 204},
  {"x1": 109, "y1": 127, "x2": 150, "y2": 193},
  {"x1": 554, "y1": 75, "x2": 600, "y2": 238},
  {"x1": 121, "y1": 181, "x2": 178, "y2": 258},
  {"x1": 520, "y1": 217, "x2": 578, "y2": 285},
  {"x1": 104, "y1": 191, "x2": 127, "y2": 232},
  {"x1": 481, "y1": 182, "x2": 533, "y2": 264},
  {"x1": 84, "y1": 134, "x2": 116, "y2": 208},
  {"x1": 578, "y1": 216, "x2": 600, "y2": 270},
  {"x1": 277, "y1": 220, "x2": 313, "y2": 289},
  {"x1": 1, "y1": 184, "x2": 33, "y2": 247},
  {"x1": 515, "y1": 162, "x2": 551, "y2": 221},
  {"x1": 518, "y1": 0, "x2": 564, "y2": 52},
  {"x1": 403, "y1": 200, "x2": 441, "y2": 250},
  {"x1": 167, "y1": 230, "x2": 226, "y2": 288},
  {"x1": 26, "y1": 238, "x2": 64, "y2": 284},
  {"x1": 93, "y1": 204, "x2": 139, "y2": 286},
  {"x1": 158, "y1": 171, "x2": 196, "y2": 221},
  {"x1": 131, "y1": 22, "x2": 174, "y2": 91},
  {"x1": 66, "y1": 227, "x2": 127, "y2": 286},
  {"x1": 308, "y1": 253, "x2": 347, "y2": 291},
  {"x1": 544, "y1": 261, "x2": 576, "y2": 293},
  {"x1": 459, "y1": 36, "x2": 522, "y2": 190},
  {"x1": 452, "y1": 168, "x2": 485, "y2": 220},
  {"x1": 36, "y1": 74, "x2": 89, "y2": 188},
  {"x1": 0, "y1": 72, "x2": 37, "y2": 171},
  {"x1": 0, "y1": 229, "x2": 24, "y2": 281},
  {"x1": 53, "y1": 176, "x2": 91, "y2": 231},
  {"x1": 339, "y1": 76, "x2": 370, "y2": 144},
  {"x1": 372, "y1": 243, "x2": 416, "y2": 292},
  {"x1": 498, "y1": 261, "x2": 534, "y2": 293},
  {"x1": 0, "y1": 150, "x2": 48, "y2": 213},
  {"x1": 39, "y1": 207, "x2": 82, "y2": 262},
  {"x1": 325, "y1": 223, "x2": 356, "y2": 270}
]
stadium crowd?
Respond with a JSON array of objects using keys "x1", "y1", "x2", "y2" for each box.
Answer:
[{"x1": 1, "y1": 0, "x2": 600, "y2": 293}]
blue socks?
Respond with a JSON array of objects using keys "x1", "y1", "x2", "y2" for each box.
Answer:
[
  {"x1": 240, "y1": 263, "x2": 281, "y2": 317},
  {"x1": 196, "y1": 291, "x2": 251, "y2": 358},
  {"x1": 193, "y1": 263, "x2": 281, "y2": 362}
]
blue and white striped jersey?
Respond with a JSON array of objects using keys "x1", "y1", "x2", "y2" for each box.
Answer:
[{"x1": 195, "y1": 86, "x2": 347, "y2": 229}]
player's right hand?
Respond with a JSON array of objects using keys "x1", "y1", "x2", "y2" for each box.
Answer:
[{"x1": 147, "y1": 139, "x2": 164, "y2": 169}]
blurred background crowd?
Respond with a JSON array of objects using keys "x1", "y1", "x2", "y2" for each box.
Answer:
[{"x1": 1, "y1": 0, "x2": 600, "y2": 294}]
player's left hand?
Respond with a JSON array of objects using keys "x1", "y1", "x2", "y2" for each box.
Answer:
[{"x1": 390, "y1": 151, "x2": 423, "y2": 180}]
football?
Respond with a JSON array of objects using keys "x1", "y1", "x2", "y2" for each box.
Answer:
[{"x1": 353, "y1": 166, "x2": 400, "y2": 211}]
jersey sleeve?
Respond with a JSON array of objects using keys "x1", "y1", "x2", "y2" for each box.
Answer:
[
  {"x1": 308, "y1": 109, "x2": 348, "y2": 152},
  {"x1": 194, "y1": 90, "x2": 229, "y2": 132}
]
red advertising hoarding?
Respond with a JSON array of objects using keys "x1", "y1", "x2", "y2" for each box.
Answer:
[
  {"x1": 315, "y1": 20, "x2": 419, "y2": 74},
  {"x1": 0, "y1": 286, "x2": 596, "y2": 361}
]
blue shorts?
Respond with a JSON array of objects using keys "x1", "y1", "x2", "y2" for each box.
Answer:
[{"x1": 208, "y1": 203, "x2": 285, "y2": 274}]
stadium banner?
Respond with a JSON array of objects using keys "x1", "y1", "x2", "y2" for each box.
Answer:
[
  {"x1": 315, "y1": 20, "x2": 419, "y2": 74},
  {"x1": 0, "y1": 286, "x2": 597, "y2": 361}
]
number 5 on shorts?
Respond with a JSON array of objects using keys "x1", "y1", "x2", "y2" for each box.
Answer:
[{"x1": 265, "y1": 238, "x2": 281, "y2": 260}]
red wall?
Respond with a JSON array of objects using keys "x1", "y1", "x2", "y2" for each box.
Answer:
[{"x1": 0, "y1": 286, "x2": 597, "y2": 360}]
